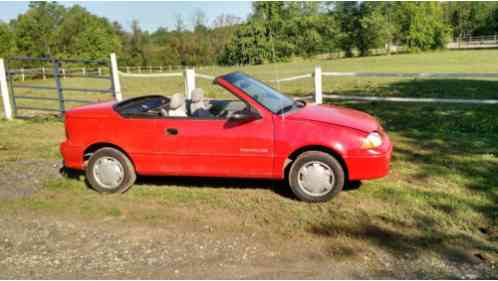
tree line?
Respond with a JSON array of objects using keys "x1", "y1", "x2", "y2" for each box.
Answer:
[{"x1": 1, "y1": 1, "x2": 497, "y2": 67}]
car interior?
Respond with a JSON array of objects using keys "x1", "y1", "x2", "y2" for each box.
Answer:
[{"x1": 115, "y1": 87, "x2": 248, "y2": 119}]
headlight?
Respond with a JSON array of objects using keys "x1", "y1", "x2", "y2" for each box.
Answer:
[{"x1": 361, "y1": 132, "x2": 383, "y2": 149}]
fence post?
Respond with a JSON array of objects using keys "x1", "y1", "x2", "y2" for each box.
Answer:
[
  {"x1": 110, "y1": 53, "x2": 123, "y2": 101},
  {"x1": 98, "y1": 67, "x2": 102, "y2": 76},
  {"x1": 82, "y1": 67, "x2": 86, "y2": 76},
  {"x1": 314, "y1": 65, "x2": 322, "y2": 104},
  {"x1": 184, "y1": 68, "x2": 196, "y2": 100},
  {"x1": 138, "y1": 66, "x2": 141, "y2": 73},
  {"x1": 42, "y1": 67, "x2": 46, "y2": 80},
  {"x1": 53, "y1": 60, "x2": 65, "y2": 114},
  {"x1": 62, "y1": 68, "x2": 66, "y2": 79},
  {"x1": 0, "y1": 59, "x2": 13, "y2": 120},
  {"x1": 159, "y1": 66, "x2": 163, "y2": 72},
  {"x1": 21, "y1": 68, "x2": 25, "y2": 81}
]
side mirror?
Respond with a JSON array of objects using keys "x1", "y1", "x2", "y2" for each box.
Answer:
[{"x1": 230, "y1": 109, "x2": 261, "y2": 122}]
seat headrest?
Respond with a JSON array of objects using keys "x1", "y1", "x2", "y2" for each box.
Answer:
[
  {"x1": 191, "y1": 88, "x2": 204, "y2": 103},
  {"x1": 169, "y1": 93, "x2": 185, "y2": 109}
]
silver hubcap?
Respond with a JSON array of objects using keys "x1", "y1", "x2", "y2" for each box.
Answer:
[
  {"x1": 93, "y1": 156, "x2": 124, "y2": 189},
  {"x1": 297, "y1": 161, "x2": 335, "y2": 197}
]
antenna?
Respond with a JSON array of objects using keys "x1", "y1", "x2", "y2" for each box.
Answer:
[
  {"x1": 264, "y1": 9, "x2": 284, "y2": 120},
  {"x1": 269, "y1": 28, "x2": 280, "y2": 91}
]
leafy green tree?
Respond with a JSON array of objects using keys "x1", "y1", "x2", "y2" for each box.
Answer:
[
  {"x1": 0, "y1": 21, "x2": 15, "y2": 58},
  {"x1": 400, "y1": 2, "x2": 451, "y2": 51},
  {"x1": 12, "y1": 2, "x2": 65, "y2": 57},
  {"x1": 333, "y1": 1, "x2": 360, "y2": 57},
  {"x1": 444, "y1": 2, "x2": 498, "y2": 38},
  {"x1": 57, "y1": 5, "x2": 120, "y2": 60},
  {"x1": 356, "y1": 3, "x2": 394, "y2": 56},
  {"x1": 128, "y1": 20, "x2": 148, "y2": 66},
  {"x1": 220, "y1": 2, "x2": 339, "y2": 65},
  {"x1": 219, "y1": 20, "x2": 271, "y2": 65}
]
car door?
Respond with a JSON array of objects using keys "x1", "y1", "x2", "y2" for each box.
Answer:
[{"x1": 157, "y1": 85, "x2": 274, "y2": 178}]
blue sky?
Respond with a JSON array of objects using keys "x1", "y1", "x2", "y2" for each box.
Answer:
[{"x1": 0, "y1": 1, "x2": 253, "y2": 31}]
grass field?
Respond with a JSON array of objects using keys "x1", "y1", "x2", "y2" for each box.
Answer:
[{"x1": 1, "y1": 49, "x2": 497, "y2": 276}]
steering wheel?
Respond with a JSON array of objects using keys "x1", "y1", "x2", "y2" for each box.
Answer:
[{"x1": 217, "y1": 108, "x2": 230, "y2": 118}]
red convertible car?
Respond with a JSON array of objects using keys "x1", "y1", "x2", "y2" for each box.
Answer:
[{"x1": 61, "y1": 72, "x2": 392, "y2": 202}]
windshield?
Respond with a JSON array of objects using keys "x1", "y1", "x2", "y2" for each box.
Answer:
[{"x1": 223, "y1": 72, "x2": 296, "y2": 114}]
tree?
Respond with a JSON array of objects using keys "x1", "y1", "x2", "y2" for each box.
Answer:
[
  {"x1": 332, "y1": 2, "x2": 396, "y2": 57},
  {"x1": 57, "y1": 5, "x2": 120, "y2": 60},
  {"x1": 175, "y1": 15, "x2": 186, "y2": 32},
  {"x1": 444, "y1": 2, "x2": 498, "y2": 39},
  {"x1": 220, "y1": 2, "x2": 337, "y2": 65},
  {"x1": 128, "y1": 19, "x2": 148, "y2": 66},
  {"x1": 192, "y1": 9, "x2": 208, "y2": 33},
  {"x1": 212, "y1": 14, "x2": 242, "y2": 28},
  {"x1": 12, "y1": 2, "x2": 65, "y2": 57},
  {"x1": 0, "y1": 21, "x2": 15, "y2": 58},
  {"x1": 356, "y1": 3, "x2": 394, "y2": 56},
  {"x1": 400, "y1": 2, "x2": 451, "y2": 51},
  {"x1": 333, "y1": 1, "x2": 360, "y2": 57}
]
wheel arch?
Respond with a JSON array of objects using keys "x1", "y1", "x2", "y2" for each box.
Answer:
[
  {"x1": 83, "y1": 142, "x2": 135, "y2": 168},
  {"x1": 284, "y1": 145, "x2": 349, "y2": 181}
]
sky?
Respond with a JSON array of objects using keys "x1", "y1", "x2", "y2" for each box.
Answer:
[{"x1": 0, "y1": 1, "x2": 253, "y2": 31}]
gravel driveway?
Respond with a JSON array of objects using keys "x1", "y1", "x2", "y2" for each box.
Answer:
[{"x1": 0, "y1": 160, "x2": 62, "y2": 200}]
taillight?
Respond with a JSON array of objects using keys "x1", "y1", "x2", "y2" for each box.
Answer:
[{"x1": 64, "y1": 115, "x2": 69, "y2": 139}]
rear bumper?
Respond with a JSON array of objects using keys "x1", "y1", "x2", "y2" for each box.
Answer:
[
  {"x1": 345, "y1": 135, "x2": 393, "y2": 180},
  {"x1": 60, "y1": 140, "x2": 84, "y2": 170}
]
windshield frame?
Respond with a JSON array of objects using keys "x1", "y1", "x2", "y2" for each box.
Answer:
[{"x1": 221, "y1": 72, "x2": 297, "y2": 115}]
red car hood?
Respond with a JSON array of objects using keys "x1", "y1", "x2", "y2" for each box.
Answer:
[
  {"x1": 66, "y1": 101, "x2": 117, "y2": 118},
  {"x1": 286, "y1": 104, "x2": 379, "y2": 133}
]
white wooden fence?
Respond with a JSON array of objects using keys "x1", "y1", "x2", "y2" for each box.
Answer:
[
  {"x1": 2, "y1": 54, "x2": 498, "y2": 120},
  {"x1": 271, "y1": 66, "x2": 498, "y2": 105},
  {"x1": 448, "y1": 34, "x2": 498, "y2": 49}
]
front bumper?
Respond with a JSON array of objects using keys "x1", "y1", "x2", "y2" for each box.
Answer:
[
  {"x1": 345, "y1": 134, "x2": 393, "y2": 180},
  {"x1": 60, "y1": 140, "x2": 84, "y2": 170}
]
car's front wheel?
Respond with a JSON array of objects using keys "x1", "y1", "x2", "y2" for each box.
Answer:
[
  {"x1": 86, "y1": 147, "x2": 136, "y2": 193},
  {"x1": 288, "y1": 151, "x2": 345, "y2": 202}
]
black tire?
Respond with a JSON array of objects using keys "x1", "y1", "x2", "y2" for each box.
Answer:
[
  {"x1": 288, "y1": 151, "x2": 345, "y2": 203},
  {"x1": 85, "y1": 147, "x2": 136, "y2": 193}
]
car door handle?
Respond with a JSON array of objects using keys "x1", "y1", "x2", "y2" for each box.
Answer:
[{"x1": 165, "y1": 128, "x2": 178, "y2": 136}]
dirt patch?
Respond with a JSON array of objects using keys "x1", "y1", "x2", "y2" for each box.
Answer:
[{"x1": 0, "y1": 160, "x2": 62, "y2": 200}]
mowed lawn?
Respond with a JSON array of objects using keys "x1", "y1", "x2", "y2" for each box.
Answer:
[{"x1": 0, "y1": 50, "x2": 497, "y2": 271}]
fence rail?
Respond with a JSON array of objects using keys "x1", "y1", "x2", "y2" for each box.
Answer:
[
  {"x1": 447, "y1": 34, "x2": 498, "y2": 49},
  {"x1": 118, "y1": 71, "x2": 183, "y2": 78},
  {"x1": 321, "y1": 71, "x2": 498, "y2": 78},
  {"x1": 271, "y1": 66, "x2": 498, "y2": 105},
  {"x1": 2, "y1": 55, "x2": 498, "y2": 120}
]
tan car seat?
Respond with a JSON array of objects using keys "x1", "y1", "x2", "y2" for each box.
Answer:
[{"x1": 168, "y1": 93, "x2": 187, "y2": 117}]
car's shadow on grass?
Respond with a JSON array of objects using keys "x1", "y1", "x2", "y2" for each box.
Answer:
[
  {"x1": 136, "y1": 175, "x2": 295, "y2": 199},
  {"x1": 136, "y1": 176, "x2": 362, "y2": 199},
  {"x1": 61, "y1": 167, "x2": 362, "y2": 200}
]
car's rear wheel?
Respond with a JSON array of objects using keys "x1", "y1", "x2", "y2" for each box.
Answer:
[
  {"x1": 288, "y1": 151, "x2": 345, "y2": 202},
  {"x1": 86, "y1": 147, "x2": 136, "y2": 193}
]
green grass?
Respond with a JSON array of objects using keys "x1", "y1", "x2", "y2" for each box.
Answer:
[{"x1": 1, "y1": 49, "x2": 497, "y2": 265}]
